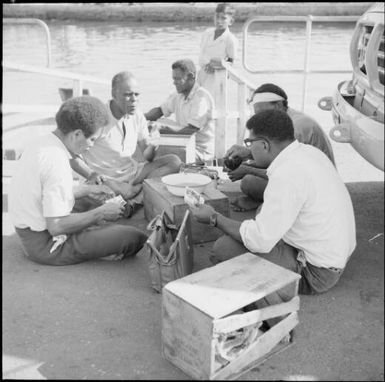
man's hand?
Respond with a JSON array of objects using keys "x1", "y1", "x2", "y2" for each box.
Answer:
[
  {"x1": 204, "y1": 63, "x2": 215, "y2": 74},
  {"x1": 99, "y1": 202, "x2": 125, "y2": 221},
  {"x1": 228, "y1": 164, "x2": 254, "y2": 182},
  {"x1": 88, "y1": 184, "x2": 115, "y2": 203},
  {"x1": 225, "y1": 144, "x2": 252, "y2": 160},
  {"x1": 87, "y1": 172, "x2": 107, "y2": 185},
  {"x1": 147, "y1": 127, "x2": 161, "y2": 148},
  {"x1": 159, "y1": 125, "x2": 177, "y2": 134},
  {"x1": 189, "y1": 204, "x2": 217, "y2": 225}
]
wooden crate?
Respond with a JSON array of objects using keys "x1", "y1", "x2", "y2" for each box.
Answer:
[
  {"x1": 157, "y1": 133, "x2": 196, "y2": 163},
  {"x1": 162, "y1": 252, "x2": 301, "y2": 380},
  {"x1": 143, "y1": 177, "x2": 229, "y2": 244}
]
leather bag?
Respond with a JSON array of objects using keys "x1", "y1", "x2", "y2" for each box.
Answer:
[{"x1": 145, "y1": 210, "x2": 194, "y2": 293}]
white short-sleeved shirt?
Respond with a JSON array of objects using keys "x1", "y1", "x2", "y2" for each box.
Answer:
[
  {"x1": 239, "y1": 141, "x2": 356, "y2": 269},
  {"x1": 198, "y1": 27, "x2": 238, "y2": 68},
  {"x1": 81, "y1": 100, "x2": 149, "y2": 180},
  {"x1": 9, "y1": 133, "x2": 75, "y2": 231},
  {"x1": 161, "y1": 83, "x2": 215, "y2": 161},
  {"x1": 197, "y1": 27, "x2": 238, "y2": 95}
]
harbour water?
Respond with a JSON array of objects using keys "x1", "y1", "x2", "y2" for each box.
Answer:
[{"x1": 3, "y1": 20, "x2": 384, "y2": 182}]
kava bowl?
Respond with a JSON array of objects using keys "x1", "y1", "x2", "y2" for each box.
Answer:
[{"x1": 161, "y1": 173, "x2": 211, "y2": 197}]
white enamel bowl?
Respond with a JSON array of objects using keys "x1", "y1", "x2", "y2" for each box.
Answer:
[{"x1": 161, "y1": 173, "x2": 211, "y2": 197}]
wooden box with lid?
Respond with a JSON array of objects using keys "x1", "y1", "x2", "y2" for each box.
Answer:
[
  {"x1": 143, "y1": 177, "x2": 229, "y2": 244},
  {"x1": 162, "y1": 252, "x2": 301, "y2": 380}
]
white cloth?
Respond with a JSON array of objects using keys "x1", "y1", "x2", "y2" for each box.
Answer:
[
  {"x1": 197, "y1": 27, "x2": 238, "y2": 97},
  {"x1": 81, "y1": 100, "x2": 149, "y2": 181},
  {"x1": 239, "y1": 140, "x2": 356, "y2": 269},
  {"x1": 161, "y1": 83, "x2": 215, "y2": 161},
  {"x1": 251, "y1": 92, "x2": 285, "y2": 105},
  {"x1": 9, "y1": 133, "x2": 75, "y2": 231}
]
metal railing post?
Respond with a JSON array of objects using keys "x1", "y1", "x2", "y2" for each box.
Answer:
[
  {"x1": 237, "y1": 82, "x2": 248, "y2": 144},
  {"x1": 3, "y1": 18, "x2": 52, "y2": 67},
  {"x1": 72, "y1": 79, "x2": 83, "y2": 97},
  {"x1": 302, "y1": 16, "x2": 313, "y2": 111},
  {"x1": 214, "y1": 69, "x2": 229, "y2": 158}
]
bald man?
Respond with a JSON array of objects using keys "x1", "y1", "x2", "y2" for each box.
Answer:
[{"x1": 70, "y1": 71, "x2": 181, "y2": 217}]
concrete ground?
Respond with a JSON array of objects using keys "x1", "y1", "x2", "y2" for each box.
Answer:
[{"x1": 2, "y1": 180, "x2": 384, "y2": 380}]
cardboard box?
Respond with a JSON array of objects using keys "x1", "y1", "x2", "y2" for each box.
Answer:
[
  {"x1": 157, "y1": 133, "x2": 196, "y2": 163},
  {"x1": 162, "y1": 252, "x2": 301, "y2": 380},
  {"x1": 143, "y1": 178, "x2": 230, "y2": 244}
]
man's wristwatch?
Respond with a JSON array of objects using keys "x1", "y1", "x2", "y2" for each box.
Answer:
[{"x1": 209, "y1": 212, "x2": 218, "y2": 227}]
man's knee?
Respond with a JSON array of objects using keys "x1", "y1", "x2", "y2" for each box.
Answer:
[
  {"x1": 213, "y1": 235, "x2": 231, "y2": 256},
  {"x1": 124, "y1": 227, "x2": 148, "y2": 255},
  {"x1": 240, "y1": 174, "x2": 258, "y2": 193},
  {"x1": 159, "y1": 154, "x2": 182, "y2": 171},
  {"x1": 240, "y1": 174, "x2": 266, "y2": 200},
  {"x1": 212, "y1": 235, "x2": 246, "y2": 264},
  {"x1": 168, "y1": 154, "x2": 182, "y2": 170}
]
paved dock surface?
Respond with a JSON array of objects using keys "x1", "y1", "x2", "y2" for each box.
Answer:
[{"x1": 2, "y1": 181, "x2": 384, "y2": 380}]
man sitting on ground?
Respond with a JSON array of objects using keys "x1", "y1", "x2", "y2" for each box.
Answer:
[
  {"x1": 145, "y1": 59, "x2": 216, "y2": 163},
  {"x1": 70, "y1": 71, "x2": 182, "y2": 217},
  {"x1": 189, "y1": 109, "x2": 356, "y2": 328},
  {"x1": 9, "y1": 96, "x2": 148, "y2": 265},
  {"x1": 225, "y1": 83, "x2": 336, "y2": 211}
]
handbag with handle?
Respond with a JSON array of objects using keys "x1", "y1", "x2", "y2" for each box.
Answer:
[{"x1": 145, "y1": 209, "x2": 194, "y2": 293}]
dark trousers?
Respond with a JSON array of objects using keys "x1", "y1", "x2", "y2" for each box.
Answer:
[{"x1": 15, "y1": 224, "x2": 147, "y2": 266}]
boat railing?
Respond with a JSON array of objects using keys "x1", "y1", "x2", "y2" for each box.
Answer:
[
  {"x1": 212, "y1": 64, "x2": 255, "y2": 158},
  {"x1": 211, "y1": 15, "x2": 359, "y2": 158},
  {"x1": 3, "y1": 18, "x2": 52, "y2": 68},
  {"x1": 3, "y1": 15, "x2": 360, "y2": 160},
  {"x1": 243, "y1": 15, "x2": 358, "y2": 110},
  {"x1": 2, "y1": 60, "x2": 110, "y2": 115},
  {"x1": 4, "y1": 17, "x2": 110, "y2": 112}
]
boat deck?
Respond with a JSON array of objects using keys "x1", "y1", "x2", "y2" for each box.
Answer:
[{"x1": 2, "y1": 180, "x2": 384, "y2": 380}]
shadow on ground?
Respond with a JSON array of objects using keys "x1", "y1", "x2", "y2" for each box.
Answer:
[{"x1": 2, "y1": 181, "x2": 384, "y2": 380}]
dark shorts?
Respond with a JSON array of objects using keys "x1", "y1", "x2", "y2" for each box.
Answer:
[{"x1": 213, "y1": 235, "x2": 343, "y2": 295}]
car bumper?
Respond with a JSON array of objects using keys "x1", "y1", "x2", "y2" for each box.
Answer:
[{"x1": 319, "y1": 81, "x2": 384, "y2": 171}]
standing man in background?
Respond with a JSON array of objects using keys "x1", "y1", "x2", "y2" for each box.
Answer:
[{"x1": 197, "y1": 2, "x2": 238, "y2": 98}]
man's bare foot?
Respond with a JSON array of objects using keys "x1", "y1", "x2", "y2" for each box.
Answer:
[
  {"x1": 104, "y1": 179, "x2": 142, "y2": 200},
  {"x1": 230, "y1": 196, "x2": 261, "y2": 212},
  {"x1": 122, "y1": 200, "x2": 143, "y2": 218}
]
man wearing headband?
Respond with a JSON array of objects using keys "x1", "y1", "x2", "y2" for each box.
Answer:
[{"x1": 225, "y1": 83, "x2": 335, "y2": 211}]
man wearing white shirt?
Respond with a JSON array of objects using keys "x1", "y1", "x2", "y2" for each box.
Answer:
[
  {"x1": 189, "y1": 109, "x2": 356, "y2": 326},
  {"x1": 71, "y1": 71, "x2": 182, "y2": 217},
  {"x1": 9, "y1": 96, "x2": 147, "y2": 265},
  {"x1": 197, "y1": 3, "x2": 238, "y2": 98},
  {"x1": 145, "y1": 59, "x2": 216, "y2": 163}
]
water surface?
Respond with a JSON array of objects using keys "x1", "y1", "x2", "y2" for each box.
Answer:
[{"x1": 3, "y1": 20, "x2": 383, "y2": 181}]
